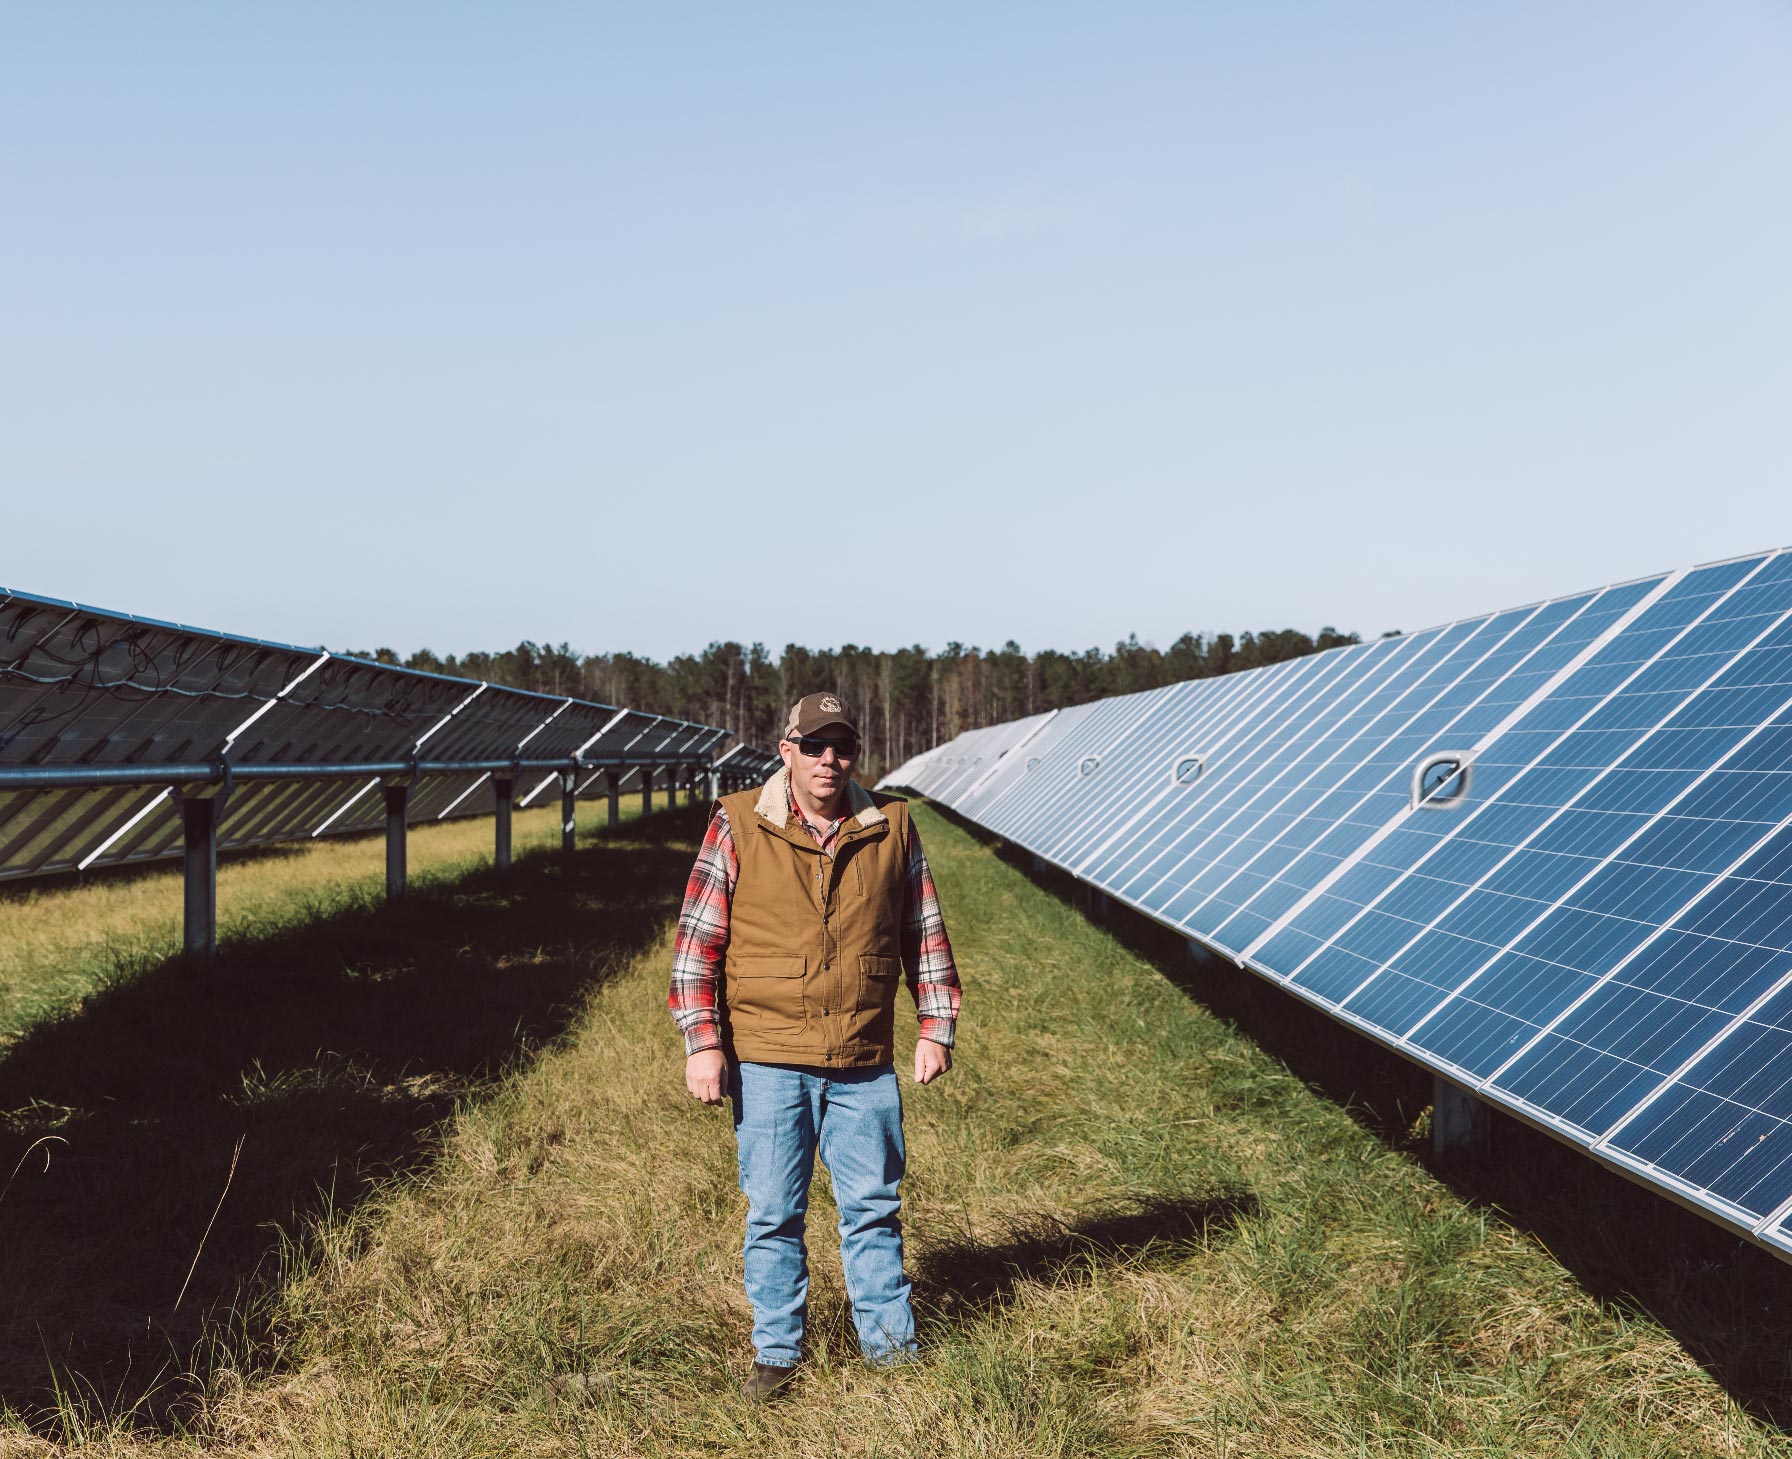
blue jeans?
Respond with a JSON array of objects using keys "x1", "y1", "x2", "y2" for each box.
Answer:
[{"x1": 730, "y1": 1060, "x2": 916, "y2": 1367}]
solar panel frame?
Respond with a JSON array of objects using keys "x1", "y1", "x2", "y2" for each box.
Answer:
[
  {"x1": 1242, "y1": 570, "x2": 1684, "y2": 984},
  {"x1": 878, "y1": 547, "x2": 1792, "y2": 1260},
  {"x1": 1198, "y1": 589, "x2": 1614, "y2": 954},
  {"x1": 989, "y1": 690, "x2": 1176, "y2": 860},
  {"x1": 0, "y1": 596, "x2": 313, "y2": 773},
  {"x1": 952, "y1": 710, "x2": 1062, "y2": 809},
  {"x1": 0, "y1": 586, "x2": 761, "y2": 879},
  {"x1": 1076, "y1": 633, "x2": 1439, "y2": 915},
  {"x1": 1187, "y1": 600, "x2": 1584, "y2": 950},
  {"x1": 963, "y1": 702, "x2": 1110, "y2": 837},
  {"x1": 1043, "y1": 661, "x2": 1317, "y2": 876},
  {"x1": 922, "y1": 715, "x2": 1058, "y2": 807},
  {"x1": 1276, "y1": 560, "x2": 1777, "y2": 1047},
  {"x1": 1105, "y1": 628, "x2": 1462, "y2": 941}
]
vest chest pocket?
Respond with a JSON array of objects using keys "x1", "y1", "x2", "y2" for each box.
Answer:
[
  {"x1": 729, "y1": 954, "x2": 807, "y2": 1037},
  {"x1": 857, "y1": 953, "x2": 899, "y2": 1011}
]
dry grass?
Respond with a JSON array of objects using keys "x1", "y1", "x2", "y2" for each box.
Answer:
[{"x1": 0, "y1": 799, "x2": 1789, "y2": 1455}]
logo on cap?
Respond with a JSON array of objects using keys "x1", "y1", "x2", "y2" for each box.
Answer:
[{"x1": 819, "y1": 695, "x2": 843, "y2": 713}]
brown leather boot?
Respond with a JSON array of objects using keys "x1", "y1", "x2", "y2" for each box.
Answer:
[{"x1": 739, "y1": 1361, "x2": 798, "y2": 1400}]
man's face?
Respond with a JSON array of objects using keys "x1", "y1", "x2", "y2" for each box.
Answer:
[{"x1": 780, "y1": 729, "x2": 859, "y2": 808}]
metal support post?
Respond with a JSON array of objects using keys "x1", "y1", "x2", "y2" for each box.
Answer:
[
  {"x1": 561, "y1": 771, "x2": 577, "y2": 854},
  {"x1": 667, "y1": 768, "x2": 678, "y2": 809},
  {"x1": 1433, "y1": 1076, "x2": 1490, "y2": 1159},
  {"x1": 1091, "y1": 889, "x2": 1114, "y2": 924},
  {"x1": 642, "y1": 769, "x2": 654, "y2": 818},
  {"x1": 182, "y1": 794, "x2": 221, "y2": 963},
  {"x1": 1073, "y1": 880, "x2": 1100, "y2": 923},
  {"x1": 606, "y1": 770, "x2": 621, "y2": 828},
  {"x1": 494, "y1": 776, "x2": 514, "y2": 871},
  {"x1": 384, "y1": 782, "x2": 410, "y2": 902},
  {"x1": 708, "y1": 768, "x2": 721, "y2": 801}
]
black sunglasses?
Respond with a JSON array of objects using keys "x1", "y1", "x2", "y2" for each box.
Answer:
[{"x1": 793, "y1": 735, "x2": 859, "y2": 759}]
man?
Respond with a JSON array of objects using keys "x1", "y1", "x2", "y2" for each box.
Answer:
[{"x1": 669, "y1": 692, "x2": 962, "y2": 1399}]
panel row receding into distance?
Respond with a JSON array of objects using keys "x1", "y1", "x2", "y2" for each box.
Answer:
[
  {"x1": 0, "y1": 586, "x2": 771, "y2": 882},
  {"x1": 881, "y1": 547, "x2": 1792, "y2": 1260}
]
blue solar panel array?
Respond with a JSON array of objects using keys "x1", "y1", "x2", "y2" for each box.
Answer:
[{"x1": 880, "y1": 548, "x2": 1792, "y2": 1258}]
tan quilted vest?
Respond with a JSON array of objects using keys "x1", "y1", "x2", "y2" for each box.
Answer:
[{"x1": 718, "y1": 769, "x2": 911, "y2": 1068}]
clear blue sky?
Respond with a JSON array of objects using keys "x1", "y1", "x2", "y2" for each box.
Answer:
[{"x1": 4, "y1": 3, "x2": 1789, "y2": 661}]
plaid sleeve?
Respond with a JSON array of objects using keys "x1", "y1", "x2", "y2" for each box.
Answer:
[
  {"x1": 669, "y1": 806, "x2": 737, "y2": 1056},
  {"x1": 900, "y1": 817, "x2": 962, "y2": 1047}
]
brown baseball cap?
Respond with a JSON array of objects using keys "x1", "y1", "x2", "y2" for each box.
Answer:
[{"x1": 784, "y1": 692, "x2": 859, "y2": 740}]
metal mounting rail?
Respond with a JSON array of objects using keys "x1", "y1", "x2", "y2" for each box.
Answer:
[
  {"x1": 0, "y1": 578, "x2": 784, "y2": 965},
  {"x1": 0, "y1": 752, "x2": 776, "y2": 963},
  {"x1": 0, "y1": 753, "x2": 723, "y2": 792},
  {"x1": 0, "y1": 747, "x2": 773, "y2": 964}
]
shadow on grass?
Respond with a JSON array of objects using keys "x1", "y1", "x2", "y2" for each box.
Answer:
[
  {"x1": 923, "y1": 799, "x2": 1792, "y2": 1433},
  {"x1": 0, "y1": 837, "x2": 317, "y2": 905},
  {"x1": 912, "y1": 1193, "x2": 1256, "y2": 1325},
  {"x1": 0, "y1": 803, "x2": 711, "y2": 1434}
]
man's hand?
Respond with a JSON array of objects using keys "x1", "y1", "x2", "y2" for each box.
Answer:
[
  {"x1": 686, "y1": 1048, "x2": 728, "y2": 1106},
  {"x1": 914, "y1": 1038, "x2": 952, "y2": 1085}
]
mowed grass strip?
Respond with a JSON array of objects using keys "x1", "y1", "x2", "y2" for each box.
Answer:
[
  {"x1": 3, "y1": 801, "x2": 1789, "y2": 1455},
  {"x1": 0, "y1": 799, "x2": 638, "y2": 1043},
  {"x1": 0, "y1": 798, "x2": 674, "y2": 1447}
]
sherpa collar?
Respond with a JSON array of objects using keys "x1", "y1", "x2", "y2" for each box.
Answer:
[{"x1": 752, "y1": 765, "x2": 886, "y2": 832}]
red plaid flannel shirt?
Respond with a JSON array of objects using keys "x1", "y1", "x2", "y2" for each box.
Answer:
[{"x1": 669, "y1": 790, "x2": 962, "y2": 1057}]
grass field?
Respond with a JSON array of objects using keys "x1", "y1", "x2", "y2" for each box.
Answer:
[
  {"x1": 1, "y1": 797, "x2": 1791, "y2": 1455},
  {"x1": 0, "y1": 799, "x2": 613, "y2": 1041}
]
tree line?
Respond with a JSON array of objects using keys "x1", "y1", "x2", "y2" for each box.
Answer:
[{"x1": 342, "y1": 627, "x2": 1362, "y2": 783}]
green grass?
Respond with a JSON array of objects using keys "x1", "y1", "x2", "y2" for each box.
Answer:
[
  {"x1": 0, "y1": 797, "x2": 654, "y2": 1042},
  {"x1": 0, "y1": 798, "x2": 1789, "y2": 1455}
]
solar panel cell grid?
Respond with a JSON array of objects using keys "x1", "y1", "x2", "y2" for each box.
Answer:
[
  {"x1": 1292, "y1": 557, "x2": 1792, "y2": 1063},
  {"x1": 1205, "y1": 594, "x2": 1607, "y2": 951},
  {"x1": 1058, "y1": 662, "x2": 1321, "y2": 885},
  {"x1": 1253, "y1": 571, "x2": 1704, "y2": 992},
  {"x1": 212, "y1": 780, "x2": 337, "y2": 846},
  {"x1": 1094, "y1": 636, "x2": 1428, "y2": 917},
  {"x1": 956, "y1": 711, "x2": 1062, "y2": 810},
  {"x1": 1052, "y1": 671, "x2": 1290, "y2": 877},
  {"x1": 0, "y1": 785, "x2": 158, "y2": 880},
  {"x1": 999, "y1": 690, "x2": 1182, "y2": 863},
  {"x1": 1145, "y1": 626, "x2": 1482, "y2": 944},
  {"x1": 951, "y1": 706, "x2": 1084, "y2": 836},
  {"x1": 878, "y1": 546, "x2": 1792, "y2": 1258},
  {"x1": 947, "y1": 713, "x2": 1059, "y2": 807},
  {"x1": 1601, "y1": 968, "x2": 1792, "y2": 1224},
  {"x1": 0, "y1": 604, "x2": 305, "y2": 772}
]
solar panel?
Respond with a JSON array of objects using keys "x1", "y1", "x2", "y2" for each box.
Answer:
[
  {"x1": 918, "y1": 713, "x2": 1058, "y2": 806},
  {"x1": 0, "y1": 585, "x2": 764, "y2": 891},
  {"x1": 881, "y1": 548, "x2": 1792, "y2": 1259}
]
